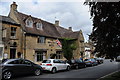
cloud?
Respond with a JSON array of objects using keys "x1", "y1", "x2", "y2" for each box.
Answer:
[
  {"x1": 0, "y1": 1, "x2": 93, "y2": 42},
  {"x1": 1, "y1": 0, "x2": 85, "y2": 2}
]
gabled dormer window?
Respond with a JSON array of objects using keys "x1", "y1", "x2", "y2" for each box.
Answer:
[
  {"x1": 37, "y1": 36, "x2": 45, "y2": 43},
  {"x1": 26, "y1": 18, "x2": 33, "y2": 28},
  {"x1": 36, "y1": 22, "x2": 43, "y2": 30}
]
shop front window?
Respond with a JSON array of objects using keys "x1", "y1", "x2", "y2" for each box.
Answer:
[
  {"x1": 56, "y1": 51, "x2": 62, "y2": 59},
  {"x1": 35, "y1": 51, "x2": 46, "y2": 62}
]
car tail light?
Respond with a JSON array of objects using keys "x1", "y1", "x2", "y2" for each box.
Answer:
[
  {"x1": 40, "y1": 63, "x2": 42, "y2": 65},
  {"x1": 46, "y1": 64, "x2": 52, "y2": 66}
]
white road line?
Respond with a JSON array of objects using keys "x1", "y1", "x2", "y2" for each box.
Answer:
[{"x1": 97, "y1": 70, "x2": 120, "y2": 80}]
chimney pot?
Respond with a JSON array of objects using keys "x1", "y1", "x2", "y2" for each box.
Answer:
[
  {"x1": 69, "y1": 27, "x2": 72, "y2": 31},
  {"x1": 11, "y1": 2, "x2": 18, "y2": 11},
  {"x1": 55, "y1": 20, "x2": 59, "y2": 26}
]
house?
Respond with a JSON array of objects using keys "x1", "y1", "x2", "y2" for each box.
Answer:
[
  {"x1": 0, "y1": 17, "x2": 4, "y2": 60},
  {"x1": 2, "y1": 2, "x2": 85, "y2": 63},
  {"x1": 0, "y1": 15, "x2": 22, "y2": 59},
  {"x1": 84, "y1": 39, "x2": 95, "y2": 59}
]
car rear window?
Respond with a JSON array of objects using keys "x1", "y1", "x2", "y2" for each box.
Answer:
[
  {"x1": 84, "y1": 59, "x2": 88, "y2": 61},
  {"x1": 71, "y1": 60, "x2": 75, "y2": 63},
  {"x1": 42, "y1": 60, "x2": 51, "y2": 63},
  {"x1": 8, "y1": 60, "x2": 20, "y2": 64},
  {"x1": 2, "y1": 59, "x2": 8, "y2": 63}
]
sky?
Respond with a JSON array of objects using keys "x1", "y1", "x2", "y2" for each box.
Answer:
[{"x1": 0, "y1": 0, "x2": 93, "y2": 42}]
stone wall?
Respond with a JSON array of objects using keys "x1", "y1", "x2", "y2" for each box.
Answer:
[{"x1": 2, "y1": 23, "x2": 23, "y2": 59}]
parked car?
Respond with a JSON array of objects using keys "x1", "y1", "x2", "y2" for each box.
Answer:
[
  {"x1": 67, "y1": 59, "x2": 86, "y2": 69},
  {"x1": 116, "y1": 56, "x2": 120, "y2": 62},
  {"x1": 84, "y1": 58, "x2": 98, "y2": 66},
  {"x1": 94, "y1": 58, "x2": 104, "y2": 64},
  {"x1": 1, "y1": 58, "x2": 43, "y2": 80},
  {"x1": 40, "y1": 59, "x2": 70, "y2": 73}
]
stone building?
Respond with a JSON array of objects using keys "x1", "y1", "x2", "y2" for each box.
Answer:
[
  {"x1": 0, "y1": 15, "x2": 23, "y2": 59},
  {"x1": 0, "y1": 16, "x2": 4, "y2": 60},
  {"x1": 1, "y1": 2, "x2": 85, "y2": 63},
  {"x1": 84, "y1": 39, "x2": 95, "y2": 59}
]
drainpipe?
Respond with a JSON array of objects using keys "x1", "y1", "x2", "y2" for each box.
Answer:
[{"x1": 23, "y1": 32, "x2": 26, "y2": 59}]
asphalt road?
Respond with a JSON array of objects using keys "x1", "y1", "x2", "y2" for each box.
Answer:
[{"x1": 13, "y1": 59, "x2": 120, "y2": 80}]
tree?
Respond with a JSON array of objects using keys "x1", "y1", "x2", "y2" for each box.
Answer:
[
  {"x1": 85, "y1": 2, "x2": 120, "y2": 59},
  {"x1": 62, "y1": 38, "x2": 77, "y2": 60}
]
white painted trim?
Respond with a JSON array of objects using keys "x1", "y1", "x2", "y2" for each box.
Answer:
[{"x1": 0, "y1": 44, "x2": 4, "y2": 60}]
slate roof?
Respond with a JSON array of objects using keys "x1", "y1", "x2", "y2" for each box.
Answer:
[
  {"x1": 0, "y1": 15, "x2": 19, "y2": 25},
  {"x1": 15, "y1": 11, "x2": 80, "y2": 39},
  {"x1": 56, "y1": 26, "x2": 80, "y2": 39}
]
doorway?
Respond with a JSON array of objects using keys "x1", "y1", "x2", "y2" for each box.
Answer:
[{"x1": 10, "y1": 48, "x2": 16, "y2": 59}]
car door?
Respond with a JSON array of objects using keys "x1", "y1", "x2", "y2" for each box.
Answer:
[
  {"x1": 79, "y1": 60, "x2": 85, "y2": 67},
  {"x1": 7, "y1": 59, "x2": 25, "y2": 75},
  {"x1": 59, "y1": 60, "x2": 66, "y2": 70},
  {"x1": 22, "y1": 60, "x2": 33, "y2": 74},
  {"x1": 53, "y1": 59, "x2": 61, "y2": 70},
  {"x1": 76, "y1": 59, "x2": 83, "y2": 68},
  {"x1": 91, "y1": 59, "x2": 95, "y2": 65},
  {"x1": 75, "y1": 59, "x2": 81, "y2": 67}
]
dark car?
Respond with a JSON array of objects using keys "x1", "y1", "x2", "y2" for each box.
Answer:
[
  {"x1": 1, "y1": 58, "x2": 43, "y2": 80},
  {"x1": 84, "y1": 58, "x2": 98, "y2": 66},
  {"x1": 67, "y1": 59, "x2": 86, "y2": 69},
  {"x1": 95, "y1": 58, "x2": 104, "y2": 64}
]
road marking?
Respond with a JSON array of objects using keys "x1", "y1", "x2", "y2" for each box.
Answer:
[{"x1": 97, "y1": 70, "x2": 120, "y2": 80}]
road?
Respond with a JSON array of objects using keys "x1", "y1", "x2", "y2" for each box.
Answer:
[{"x1": 13, "y1": 59, "x2": 120, "y2": 80}]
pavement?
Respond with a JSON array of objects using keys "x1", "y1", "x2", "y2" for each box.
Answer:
[{"x1": 12, "y1": 59, "x2": 120, "y2": 80}]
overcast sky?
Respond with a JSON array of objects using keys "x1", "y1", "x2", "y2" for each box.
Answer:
[{"x1": 0, "y1": 0, "x2": 93, "y2": 42}]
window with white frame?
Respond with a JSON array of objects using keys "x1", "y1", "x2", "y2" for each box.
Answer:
[
  {"x1": 2, "y1": 29, "x2": 7, "y2": 38},
  {"x1": 37, "y1": 36, "x2": 45, "y2": 43},
  {"x1": 36, "y1": 22, "x2": 43, "y2": 30},
  {"x1": 56, "y1": 51, "x2": 62, "y2": 59},
  {"x1": 26, "y1": 18, "x2": 33, "y2": 27},
  {"x1": 35, "y1": 51, "x2": 43, "y2": 61},
  {"x1": 11, "y1": 27, "x2": 16, "y2": 38}
]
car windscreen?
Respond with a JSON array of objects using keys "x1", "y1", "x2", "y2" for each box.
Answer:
[{"x1": 42, "y1": 60, "x2": 51, "y2": 63}]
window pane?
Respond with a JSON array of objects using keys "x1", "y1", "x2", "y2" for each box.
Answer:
[
  {"x1": 24, "y1": 60, "x2": 31, "y2": 65},
  {"x1": 11, "y1": 27, "x2": 16, "y2": 37},
  {"x1": 3, "y1": 29, "x2": 7, "y2": 37},
  {"x1": 36, "y1": 52, "x2": 43, "y2": 61},
  {"x1": 8, "y1": 60, "x2": 19, "y2": 64},
  {"x1": 42, "y1": 60, "x2": 51, "y2": 63},
  {"x1": 38, "y1": 37, "x2": 45, "y2": 43}
]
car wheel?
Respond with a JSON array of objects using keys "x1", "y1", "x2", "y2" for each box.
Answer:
[
  {"x1": 84, "y1": 65, "x2": 87, "y2": 68},
  {"x1": 52, "y1": 67, "x2": 56, "y2": 74},
  {"x1": 34, "y1": 69, "x2": 41, "y2": 76},
  {"x1": 91, "y1": 64, "x2": 93, "y2": 66},
  {"x1": 66, "y1": 66, "x2": 70, "y2": 71},
  {"x1": 75, "y1": 65, "x2": 79, "y2": 69},
  {"x1": 3, "y1": 71, "x2": 12, "y2": 80}
]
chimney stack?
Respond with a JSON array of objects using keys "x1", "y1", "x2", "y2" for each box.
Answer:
[
  {"x1": 55, "y1": 20, "x2": 59, "y2": 26},
  {"x1": 10, "y1": 2, "x2": 18, "y2": 11},
  {"x1": 69, "y1": 27, "x2": 72, "y2": 31}
]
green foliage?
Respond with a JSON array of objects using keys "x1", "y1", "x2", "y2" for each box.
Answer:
[
  {"x1": 86, "y1": 2, "x2": 120, "y2": 59},
  {"x1": 62, "y1": 38, "x2": 77, "y2": 60}
]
